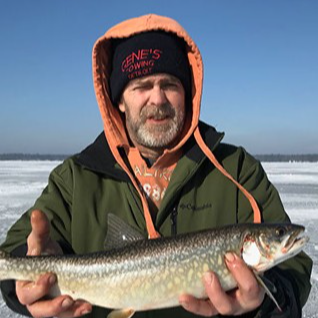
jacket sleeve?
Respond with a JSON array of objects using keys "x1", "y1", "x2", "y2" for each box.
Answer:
[
  {"x1": 0, "y1": 159, "x2": 75, "y2": 316},
  {"x1": 235, "y1": 149, "x2": 313, "y2": 317}
]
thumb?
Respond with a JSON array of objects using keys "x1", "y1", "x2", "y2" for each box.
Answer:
[{"x1": 27, "y1": 209, "x2": 50, "y2": 256}]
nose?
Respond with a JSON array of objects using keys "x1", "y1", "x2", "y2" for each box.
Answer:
[{"x1": 148, "y1": 86, "x2": 167, "y2": 106}]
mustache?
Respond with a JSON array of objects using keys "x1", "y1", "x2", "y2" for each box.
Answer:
[{"x1": 140, "y1": 104, "x2": 175, "y2": 120}]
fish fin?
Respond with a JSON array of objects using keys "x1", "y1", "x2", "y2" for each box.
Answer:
[
  {"x1": 104, "y1": 214, "x2": 145, "y2": 251},
  {"x1": 0, "y1": 249, "x2": 10, "y2": 259},
  {"x1": 253, "y1": 271, "x2": 282, "y2": 312},
  {"x1": 107, "y1": 308, "x2": 135, "y2": 318}
]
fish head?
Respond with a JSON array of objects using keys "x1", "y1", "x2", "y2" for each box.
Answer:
[{"x1": 241, "y1": 223, "x2": 309, "y2": 273}]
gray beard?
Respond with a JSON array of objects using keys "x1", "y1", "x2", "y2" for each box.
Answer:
[{"x1": 126, "y1": 104, "x2": 185, "y2": 148}]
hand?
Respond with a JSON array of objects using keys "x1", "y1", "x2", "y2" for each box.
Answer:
[
  {"x1": 15, "y1": 209, "x2": 92, "y2": 318},
  {"x1": 179, "y1": 252, "x2": 265, "y2": 317}
]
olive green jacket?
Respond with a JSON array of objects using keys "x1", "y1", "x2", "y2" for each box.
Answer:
[{"x1": 0, "y1": 123, "x2": 312, "y2": 318}]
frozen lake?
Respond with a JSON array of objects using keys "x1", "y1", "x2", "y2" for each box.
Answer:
[{"x1": 0, "y1": 160, "x2": 317, "y2": 317}]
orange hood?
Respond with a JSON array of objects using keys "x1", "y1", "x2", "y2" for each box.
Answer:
[
  {"x1": 92, "y1": 14, "x2": 261, "y2": 238},
  {"x1": 92, "y1": 14, "x2": 202, "y2": 159}
]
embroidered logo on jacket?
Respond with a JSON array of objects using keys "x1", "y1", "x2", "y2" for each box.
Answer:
[{"x1": 180, "y1": 203, "x2": 212, "y2": 212}]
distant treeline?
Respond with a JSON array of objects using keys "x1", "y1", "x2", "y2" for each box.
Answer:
[
  {"x1": 1, "y1": 153, "x2": 318, "y2": 162},
  {"x1": 0, "y1": 153, "x2": 69, "y2": 161},
  {"x1": 254, "y1": 154, "x2": 318, "y2": 162}
]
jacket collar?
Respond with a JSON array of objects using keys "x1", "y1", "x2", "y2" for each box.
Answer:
[
  {"x1": 185, "y1": 121, "x2": 224, "y2": 162},
  {"x1": 75, "y1": 132, "x2": 130, "y2": 181},
  {"x1": 75, "y1": 121, "x2": 224, "y2": 179}
]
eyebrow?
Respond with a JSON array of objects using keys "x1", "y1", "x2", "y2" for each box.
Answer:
[{"x1": 132, "y1": 76, "x2": 181, "y2": 86}]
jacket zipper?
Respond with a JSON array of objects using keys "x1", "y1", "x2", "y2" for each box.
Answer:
[{"x1": 171, "y1": 206, "x2": 178, "y2": 236}]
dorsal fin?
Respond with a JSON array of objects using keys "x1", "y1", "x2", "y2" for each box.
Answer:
[{"x1": 104, "y1": 214, "x2": 146, "y2": 251}]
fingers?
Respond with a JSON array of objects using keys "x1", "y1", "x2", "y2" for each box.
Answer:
[
  {"x1": 203, "y1": 271, "x2": 235, "y2": 315},
  {"x1": 30, "y1": 209, "x2": 50, "y2": 239},
  {"x1": 16, "y1": 210, "x2": 92, "y2": 317},
  {"x1": 225, "y1": 252, "x2": 258, "y2": 292},
  {"x1": 224, "y1": 252, "x2": 265, "y2": 310},
  {"x1": 16, "y1": 273, "x2": 92, "y2": 318},
  {"x1": 27, "y1": 296, "x2": 74, "y2": 318},
  {"x1": 57, "y1": 300, "x2": 92, "y2": 318},
  {"x1": 16, "y1": 273, "x2": 57, "y2": 305},
  {"x1": 180, "y1": 253, "x2": 265, "y2": 317},
  {"x1": 27, "y1": 209, "x2": 63, "y2": 256},
  {"x1": 27, "y1": 209, "x2": 51, "y2": 255},
  {"x1": 179, "y1": 294, "x2": 216, "y2": 317},
  {"x1": 27, "y1": 296, "x2": 92, "y2": 318}
]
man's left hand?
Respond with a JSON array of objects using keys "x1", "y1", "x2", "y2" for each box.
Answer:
[{"x1": 179, "y1": 252, "x2": 265, "y2": 316}]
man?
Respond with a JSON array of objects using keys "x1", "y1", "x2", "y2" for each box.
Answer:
[{"x1": 0, "y1": 14, "x2": 312, "y2": 318}]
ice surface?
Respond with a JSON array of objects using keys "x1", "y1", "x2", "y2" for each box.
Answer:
[{"x1": 0, "y1": 160, "x2": 317, "y2": 317}]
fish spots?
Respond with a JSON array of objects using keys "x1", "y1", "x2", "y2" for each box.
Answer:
[
  {"x1": 218, "y1": 255, "x2": 223, "y2": 266},
  {"x1": 154, "y1": 276, "x2": 161, "y2": 284},
  {"x1": 144, "y1": 281, "x2": 151, "y2": 290},
  {"x1": 160, "y1": 283, "x2": 168, "y2": 294},
  {"x1": 202, "y1": 263, "x2": 209, "y2": 273},
  {"x1": 223, "y1": 268, "x2": 229, "y2": 276},
  {"x1": 187, "y1": 269, "x2": 194, "y2": 282}
]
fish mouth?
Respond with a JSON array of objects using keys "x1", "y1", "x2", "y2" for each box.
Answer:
[{"x1": 282, "y1": 228, "x2": 309, "y2": 255}]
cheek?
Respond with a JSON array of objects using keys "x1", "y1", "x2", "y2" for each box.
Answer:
[
  {"x1": 166, "y1": 91, "x2": 185, "y2": 108},
  {"x1": 172, "y1": 98, "x2": 186, "y2": 115}
]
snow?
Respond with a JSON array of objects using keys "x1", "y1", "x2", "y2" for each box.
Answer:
[{"x1": 0, "y1": 160, "x2": 317, "y2": 317}]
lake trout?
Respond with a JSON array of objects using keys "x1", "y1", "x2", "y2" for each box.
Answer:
[{"x1": 0, "y1": 216, "x2": 309, "y2": 318}]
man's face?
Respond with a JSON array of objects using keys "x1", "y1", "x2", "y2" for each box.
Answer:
[{"x1": 118, "y1": 73, "x2": 186, "y2": 149}]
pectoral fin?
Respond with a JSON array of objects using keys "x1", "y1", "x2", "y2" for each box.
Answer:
[
  {"x1": 253, "y1": 271, "x2": 282, "y2": 312},
  {"x1": 107, "y1": 308, "x2": 135, "y2": 318}
]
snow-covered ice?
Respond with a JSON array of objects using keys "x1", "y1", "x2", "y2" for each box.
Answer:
[{"x1": 0, "y1": 160, "x2": 317, "y2": 317}]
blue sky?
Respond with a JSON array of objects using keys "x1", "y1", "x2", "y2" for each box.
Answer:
[{"x1": 1, "y1": 0, "x2": 317, "y2": 155}]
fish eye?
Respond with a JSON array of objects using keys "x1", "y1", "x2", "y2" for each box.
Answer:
[{"x1": 275, "y1": 227, "x2": 286, "y2": 237}]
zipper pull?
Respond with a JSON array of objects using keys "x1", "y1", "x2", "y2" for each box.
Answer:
[{"x1": 171, "y1": 206, "x2": 178, "y2": 236}]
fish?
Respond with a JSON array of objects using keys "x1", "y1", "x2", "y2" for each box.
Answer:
[{"x1": 0, "y1": 215, "x2": 309, "y2": 318}]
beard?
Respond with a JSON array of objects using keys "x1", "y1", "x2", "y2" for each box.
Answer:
[{"x1": 124, "y1": 103, "x2": 185, "y2": 148}]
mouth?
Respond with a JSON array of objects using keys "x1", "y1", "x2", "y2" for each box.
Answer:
[
  {"x1": 142, "y1": 105, "x2": 174, "y2": 123},
  {"x1": 146, "y1": 115, "x2": 171, "y2": 123},
  {"x1": 282, "y1": 229, "x2": 309, "y2": 254}
]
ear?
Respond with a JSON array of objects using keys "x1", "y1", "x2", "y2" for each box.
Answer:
[{"x1": 118, "y1": 99, "x2": 125, "y2": 113}]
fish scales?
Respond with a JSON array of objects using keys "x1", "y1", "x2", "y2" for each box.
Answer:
[{"x1": 0, "y1": 223, "x2": 309, "y2": 313}]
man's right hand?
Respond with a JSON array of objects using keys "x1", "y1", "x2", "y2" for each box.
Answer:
[{"x1": 15, "y1": 209, "x2": 92, "y2": 318}]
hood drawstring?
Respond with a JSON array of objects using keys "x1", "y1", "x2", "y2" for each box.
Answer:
[
  {"x1": 194, "y1": 128, "x2": 262, "y2": 224},
  {"x1": 115, "y1": 127, "x2": 261, "y2": 241}
]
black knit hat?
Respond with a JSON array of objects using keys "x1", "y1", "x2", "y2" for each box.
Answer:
[{"x1": 109, "y1": 31, "x2": 191, "y2": 103}]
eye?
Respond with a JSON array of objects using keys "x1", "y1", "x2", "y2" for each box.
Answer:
[
  {"x1": 133, "y1": 84, "x2": 151, "y2": 91},
  {"x1": 275, "y1": 227, "x2": 286, "y2": 237},
  {"x1": 162, "y1": 81, "x2": 181, "y2": 91},
  {"x1": 165, "y1": 82, "x2": 177, "y2": 87}
]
